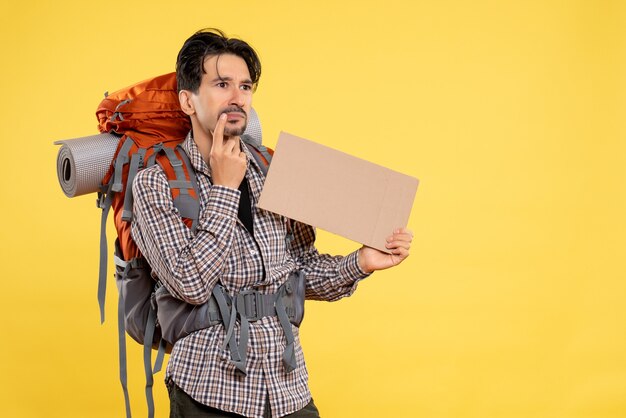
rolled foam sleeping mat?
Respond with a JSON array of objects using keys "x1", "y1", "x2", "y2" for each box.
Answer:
[
  {"x1": 54, "y1": 108, "x2": 263, "y2": 198},
  {"x1": 55, "y1": 133, "x2": 120, "y2": 198}
]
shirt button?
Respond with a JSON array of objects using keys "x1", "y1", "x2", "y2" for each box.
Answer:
[{"x1": 249, "y1": 249, "x2": 258, "y2": 256}]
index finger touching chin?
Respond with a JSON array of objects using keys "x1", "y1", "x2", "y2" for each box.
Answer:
[{"x1": 211, "y1": 113, "x2": 227, "y2": 148}]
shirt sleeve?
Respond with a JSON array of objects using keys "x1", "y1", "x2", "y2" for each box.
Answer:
[
  {"x1": 131, "y1": 166, "x2": 240, "y2": 305},
  {"x1": 289, "y1": 220, "x2": 371, "y2": 301}
]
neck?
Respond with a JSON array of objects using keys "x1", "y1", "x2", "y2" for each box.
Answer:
[{"x1": 192, "y1": 127, "x2": 213, "y2": 164}]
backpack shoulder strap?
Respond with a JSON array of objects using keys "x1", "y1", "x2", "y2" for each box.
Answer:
[
  {"x1": 242, "y1": 135, "x2": 273, "y2": 176},
  {"x1": 121, "y1": 146, "x2": 146, "y2": 222},
  {"x1": 154, "y1": 145, "x2": 200, "y2": 232}
]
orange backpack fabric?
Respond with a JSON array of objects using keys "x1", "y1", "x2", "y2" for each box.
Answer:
[
  {"x1": 97, "y1": 72, "x2": 190, "y2": 146},
  {"x1": 97, "y1": 72, "x2": 193, "y2": 261}
]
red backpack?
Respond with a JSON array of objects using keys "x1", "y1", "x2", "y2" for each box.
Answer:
[{"x1": 95, "y1": 72, "x2": 273, "y2": 418}]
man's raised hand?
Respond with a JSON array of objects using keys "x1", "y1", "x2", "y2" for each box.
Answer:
[{"x1": 209, "y1": 113, "x2": 247, "y2": 189}]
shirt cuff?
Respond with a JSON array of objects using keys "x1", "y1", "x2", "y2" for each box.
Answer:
[
  {"x1": 338, "y1": 250, "x2": 371, "y2": 282},
  {"x1": 200, "y1": 185, "x2": 240, "y2": 221}
]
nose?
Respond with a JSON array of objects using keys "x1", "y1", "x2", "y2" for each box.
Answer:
[{"x1": 229, "y1": 86, "x2": 246, "y2": 108}]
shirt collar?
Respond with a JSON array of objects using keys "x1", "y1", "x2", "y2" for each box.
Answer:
[{"x1": 181, "y1": 131, "x2": 210, "y2": 177}]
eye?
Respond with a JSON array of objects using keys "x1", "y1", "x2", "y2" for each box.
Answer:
[
  {"x1": 216, "y1": 81, "x2": 227, "y2": 88},
  {"x1": 240, "y1": 84, "x2": 252, "y2": 91}
]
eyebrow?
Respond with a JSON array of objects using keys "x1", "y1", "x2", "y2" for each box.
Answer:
[{"x1": 210, "y1": 76, "x2": 253, "y2": 84}]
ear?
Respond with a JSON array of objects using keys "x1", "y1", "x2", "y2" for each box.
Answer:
[{"x1": 179, "y1": 90, "x2": 195, "y2": 116}]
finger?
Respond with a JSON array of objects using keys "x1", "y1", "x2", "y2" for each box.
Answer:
[
  {"x1": 394, "y1": 227, "x2": 413, "y2": 236},
  {"x1": 222, "y1": 137, "x2": 237, "y2": 154},
  {"x1": 385, "y1": 240, "x2": 411, "y2": 251},
  {"x1": 211, "y1": 113, "x2": 227, "y2": 152},
  {"x1": 386, "y1": 232, "x2": 413, "y2": 243},
  {"x1": 390, "y1": 246, "x2": 409, "y2": 260},
  {"x1": 387, "y1": 228, "x2": 412, "y2": 239}
]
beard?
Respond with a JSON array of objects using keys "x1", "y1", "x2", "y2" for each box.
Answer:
[
  {"x1": 224, "y1": 120, "x2": 247, "y2": 137},
  {"x1": 220, "y1": 106, "x2": 247, "y2": 137}
]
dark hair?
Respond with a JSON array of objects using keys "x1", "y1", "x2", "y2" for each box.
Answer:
[{"x1": 176, "y1": 28, "x2": 261, "y2": 93}]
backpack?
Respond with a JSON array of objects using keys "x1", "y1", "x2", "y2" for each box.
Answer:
[{"x1": 95, "y1": 72, "x2": 275, "y2": 418}]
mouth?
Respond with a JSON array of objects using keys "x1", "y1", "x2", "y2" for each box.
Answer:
[
  {"x1": 225, "y1": 112, "x2": 245, "y2": 122},
  {"x1": 220, "y1": 106, "x2": 247, "y2": 122}
]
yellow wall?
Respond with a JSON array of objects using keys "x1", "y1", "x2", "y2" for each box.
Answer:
[{"x1": 1, "y1": 0, "x2": 625, "y2": 417}]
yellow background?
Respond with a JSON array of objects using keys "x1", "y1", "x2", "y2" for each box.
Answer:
[{"x1": 1, "y1": 0, "x2": 625, "y2": 417}]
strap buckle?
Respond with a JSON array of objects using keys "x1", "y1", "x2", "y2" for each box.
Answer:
[
  {"x1": 236, "y1": 289, "x2": 265, "y2": 322},
  {"x1": 97, "y1": 191, "x2": 105, "y2": 209}
]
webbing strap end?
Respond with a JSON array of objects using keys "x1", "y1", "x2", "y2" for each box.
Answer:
[{"x1": 121, "y1": 210, "x2": 133, "y2": 222}]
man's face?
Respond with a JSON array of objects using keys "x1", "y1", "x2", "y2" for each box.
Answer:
[{"x1": 188, "y1": 53, "x2": 253, "y2": 138}]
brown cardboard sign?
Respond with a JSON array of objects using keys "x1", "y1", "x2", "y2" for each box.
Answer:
[{"x1": 257, "y1": 132, "x2": 419, "y2": 252}]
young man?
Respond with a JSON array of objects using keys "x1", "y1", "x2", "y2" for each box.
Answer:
[{"x1": 131, "y1": 29, "x2": 413, "y2": 418}]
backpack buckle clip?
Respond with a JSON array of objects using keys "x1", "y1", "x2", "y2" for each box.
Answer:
[{"x1": 236, "y1": 289, "x2": 264, "y2": 322}]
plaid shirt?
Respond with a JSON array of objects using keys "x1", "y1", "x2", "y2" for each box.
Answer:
[{"x1": 131, "y1": 133, "x2": 369, "y2": 418}]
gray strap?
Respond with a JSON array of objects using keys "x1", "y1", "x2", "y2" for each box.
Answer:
[
  {"x1": 212, "y1": 286, "x2": 247, "y2": 375},
  {"x1": 212, "y1": 287, "x2": 230, "y2": 344},
  {"x1": 110, "y1": 99, "x2": 131, "y2": 123},
  {"x1": 153, "y1": 338, "x2": 167, "y2": 374},
  {"x1": 143, "y1": 306, "x2": 157, "y2": 418},
  {"x1": 145, "y1": 143, "x2": 163, "y2": 168},
  {"x1": 243, "y1": 139, "x2": 272, "y2": 177},
  {"x1": 176, "y1": 146, "x2": 200, "y2": 232},
  {"x1": 275, "y1": 291, "x2": 297, "y2": 373},
  {"x1": 212, "y1": 287, "x2": 236, "y2": 356},
  {"x1": 221, "y1": 301, "x2": 237, "y2": 352},
  {"x1": 257, "y1": 146, "x2": 273, "y2": 173},
  {"x1": 155, "y1": 146, "x2": 201, "y2": 232},
  {"x1": 168, "y1": 180, "x2": 193, "y2": 189},
  {"x1": 98, "y1": 137, "x2": 134, "y2": 323},
  {"x1": 237, "y1": 314, "x2": 250, "y2": 374},
  {"x1": 112, "y1": 137, "x2": 134, "y2": 192},
  {"x1": 161, "y1": 147, "x2": 188, "y2": 195},
  {"x1": 117, "y1": 284, "x2": 132, "y2": 418},
  {"x1": 241, "y1": 135, "x2": 255, "y2": 147},
  {"x1": 114, "y1": 98, "x2": 132, "y2": 113},
  {"x1": 122, "y1": 148, "x2": 146, "y2": 222},
  {"x1": 98, "y1": 181, "x2": 114, "y2": 324},
  {"x1": 235, "y1": 295, "x2": 252, "y2": 374}
]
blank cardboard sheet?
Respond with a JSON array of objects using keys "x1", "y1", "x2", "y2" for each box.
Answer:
[{"x1": 258, "y1": 132, "x2": 419, "y2": 252}]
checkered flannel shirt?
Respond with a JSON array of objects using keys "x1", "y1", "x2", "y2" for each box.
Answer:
[{"x1": 131, "y1": 133, "x2": 370, "y2": 418}]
